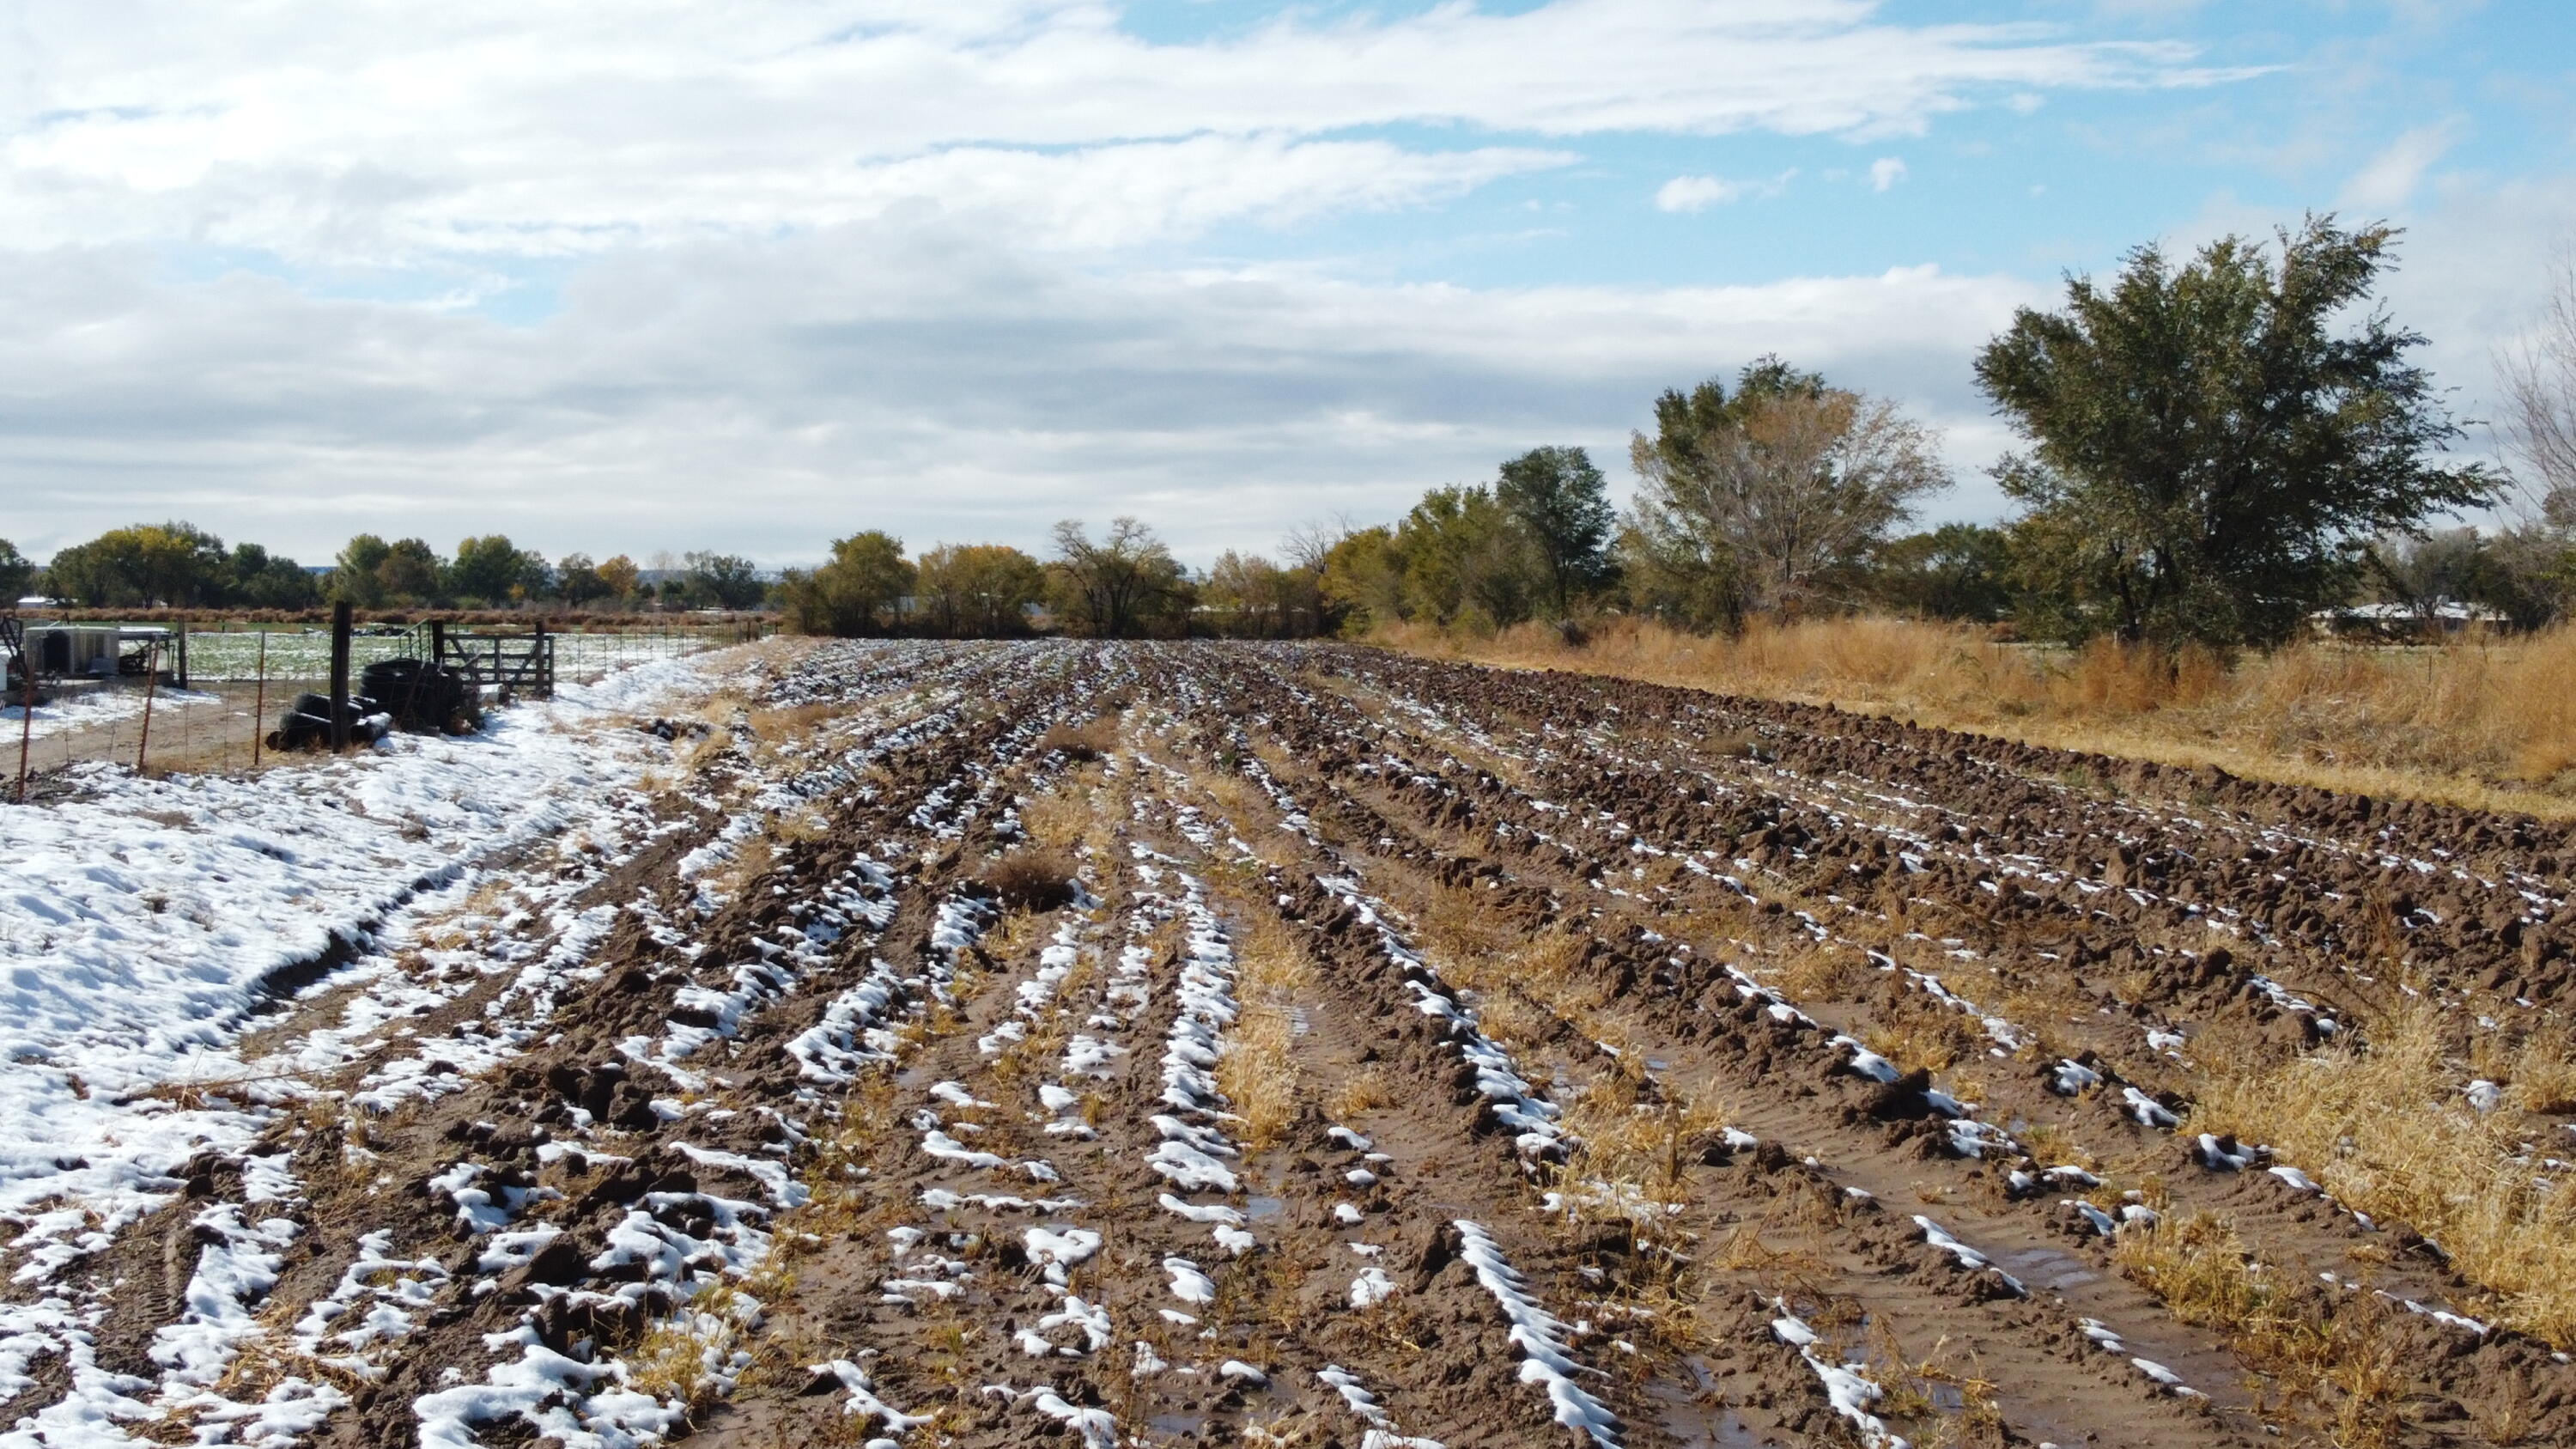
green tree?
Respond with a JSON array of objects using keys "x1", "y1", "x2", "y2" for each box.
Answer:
[
  {"x1": 451, "y1": 534, "x2": 544, "y2": 606},
  {"x1": 556, "y1": 553, "x2": 609, "y2": 606},
  {"x1": 1318, "y1": 526, "x2": 1409, "y2": 635},
  {"x1": 1867, "y1": 523, "x2": 2015, "y2": 622},
  {"x1": 683, "y1": 551, "x2": 769, "y2": 611},
  {"x1": 45, "y1": 523, "x2": 230, "y2": 606},
  {"x1": 1392, "y1": 485, "x2": 1546, "y2": 630},
  {"x1": 1048, "y1": 518, "x2": 1192, "y2": 637},
  {"x1": 1975, "y1": 216, "x2": 2496, "y2": 647},
  {"x1": 779, "y1": 531, "x2": 914, "y2": 636},
  {"x1": 1495, "y1": 446, "x2": 1614, "y2": 617},
  {"x1": 1613, "y1": 522, "x2": 1742, "y2": 632},
  {"x1": 333, "y1": 534, "x2": 393, "y2": 606},
  {"x1": 377, "y1": 539, "x2": 446, "y2": 605},
  {"x1": 228, "y1": 543, "x2": 319, "y2": 608},
  {"x1": 0, "y1": 539, "x2": 34, "y2": 602},
  {"x1": 914, "y1": 543, "x2": 1045, "y2": 636}
]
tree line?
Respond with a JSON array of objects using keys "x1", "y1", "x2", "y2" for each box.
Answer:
[
  {"x1": 1323, "y1": 216, "x2": 2574, "y2": 649},
  {"x1": 774, "y1": 520, "x2": 1325, "y2": 639},
  {"x1": 787, "y1": 216, "x2": 2572, "y2": 648},
  {"x1": 12, "y1": 216, "x2": 2570, "y2": 649},
  {"x1": 0, "y1": 526, "x2": 773, "y2": 612}
]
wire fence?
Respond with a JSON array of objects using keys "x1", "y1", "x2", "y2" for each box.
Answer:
[{"x1": 9, "y1": 625, "x2": 738, "y2": 791}]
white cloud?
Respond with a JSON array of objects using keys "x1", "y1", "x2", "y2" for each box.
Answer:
[
  {"x1": 0, "y1": 234, "x2": 2046, "y2": 562},
  {"x1": 1656, "y1": 170, "x2": 1796, "y2": 211},
  {"x1": 1656, "y1": 175, "x2": 1744, "y2": 212},
  {"x1": 2339, "y1": 122, "x2": 2463, "y2": 213},
  {"x1": 1, "y1": 0, "x2": 2255, "y2": 265},
  {"x1": 1869, "y1": 156, "x2": 1909, "y2": 192},
  {"x1": 0, "y1": 1, "x2": 2293, "y2": 561}
]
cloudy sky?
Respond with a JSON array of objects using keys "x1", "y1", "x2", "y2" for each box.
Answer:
[{"x1": 5, "y1": 0, "x2": 2573, "y2": 567}]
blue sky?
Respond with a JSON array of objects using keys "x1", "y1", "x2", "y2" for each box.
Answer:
[{"x1": 3, "y1": 0, "x2": 2571, "y2": 565}]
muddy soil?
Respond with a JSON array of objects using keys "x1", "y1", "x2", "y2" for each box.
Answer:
[{"x1": 10, "y1": 640, "x2": 2573, "y2": 1449}]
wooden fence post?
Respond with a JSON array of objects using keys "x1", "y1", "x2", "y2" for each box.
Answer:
[
  {"x1": 329, "y1": 602, "x2": 353, "y2": 752},
  {"x1": 137, "y1": 642, "x2": 160, "y2": 774}
]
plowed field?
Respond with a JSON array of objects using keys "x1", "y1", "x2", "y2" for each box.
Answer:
[{"x1": 13, "y1": 639, "x2": 2576, "y2": 1449}]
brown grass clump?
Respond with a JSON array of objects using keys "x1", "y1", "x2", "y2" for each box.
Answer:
[
  {"x1": 1555, "y1": 1064, "x2": 1731, "y2": 1239},
  {"x1": 2115, "y1": 1212, "x2": 2403, "y2": 1446},
  {"x1": 1771, "y1": 942, "x2": 1868, "y2": 1002},
  {"x1": 1037, "y1": 715, "x2": 1119, "y2": 761},
  {"x1": 978, "y1": 847, "x2": 1078, "y2": 911},
  {"x1": 2504, "y1": 1026, "x2": 2576, "y2": 1114},
  {"x1": 2189, "y1": 999, "x2": 2576, "y2": 1347},
  {"x1": 1379, "y1": 614, "x2": 2576, "y2": 816},
  {"x1": 1018, "y1": 789, "x2": 1093, "y2": 852},
  {"x1": 1328, "y1": 1068, "x2": 1391, "y2": 1118},
  {"x1": 1863, "y1": 991, "x2": 1987, "y2": 1077},
  {"x1": 1214, "y1": 910, "x2": 1317, "y2": 1151}
]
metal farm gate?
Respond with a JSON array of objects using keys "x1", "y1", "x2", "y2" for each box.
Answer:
[{"x1": 414, "y1": 620, "x2": 556, "y2": 699}]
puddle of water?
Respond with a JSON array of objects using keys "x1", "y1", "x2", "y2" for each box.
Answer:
[
  {"x1": 1651, "y1": 1357, "x2": 1771, "y2": 1446},
  {"x1": 1245, "y1": 1195, "x2": 1287, "y2": 1221},
  {"x1": 1148, "y1": 1412, "x2": 1206, "y2": 1439},
  {"x1": 1668, "y1": 1406, "x2": 1766, "y2": 1447},
  {"x1": 1996, "y1": 1244, "x2": 2099, "y2": 1293}
]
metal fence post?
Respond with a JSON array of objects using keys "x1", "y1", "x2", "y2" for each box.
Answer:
[{"x1": 15, "y1": 661, "x2": 31, "y2": 804}]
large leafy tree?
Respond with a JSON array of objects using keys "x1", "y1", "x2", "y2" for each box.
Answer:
[
  {"x1": 914, "y1": 543, "x2": 1046, "y2": 636},
  {"x1": 451, "y1": 534, "x2": 549, "y2": 606},
  {"x1": 1318, "y1": 526, "x2": 1408, "y2": 635},
  {"x1": 378, "y1": 539, "x2": 447, "y2": 605},
  {"x1": 1627, "y1": 357, "x2": 1947, "y2": 624},
  {"x1": 46, "y1": 522, "x2": 231, "y2": 606},
  {"x1": 1048, "y1": 518, "x2": 1192, "y2": 637},
  {"x1": 556, "y1": 553, "x2": 610, "y2": 606},
  {"x1": 1201, "y1": 551, "x2": 1326, "y2": 637},
  {"x1": 595, "y1": 554, "x2": 642, "y2": 604},
  {"x1": 228, "y1": 543, "x2": 319, "y2": 608},
  {"x1": 781, "y1": 531, "x2": 912, "y2": 635},
  {"x1": 1976, "y1": 216, "x2": 2495, "y2": 647},
  {"x1": 682, "y1": 551, "x2": 769, "y2": 610},
  {"x1": 0, "y1": 539, "x2": 37, "y2": 602},
  {"x1": 1868, "y1": 523, "x2": 2015, "y2": 623},
  {"x1": 1495, "y1": 446, "x2": 1614, "y2": 616},
  {"x1": 1393, "y1": 485, "x2": 1547, "y2": 630},
  {"x1": 332, "y1": 534, "x2": 394, "y2": 606}
]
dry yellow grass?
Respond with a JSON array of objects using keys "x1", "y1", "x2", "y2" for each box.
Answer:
[
  {"x1": 2188, "y1": 999, "x2": 2576, "y2": 1347},
  {"x1": 1554, "y1": 1062, "x2": 1731, "y2": 1238},
  {"x1": 1327, "y1": 1068, "x2": 1391, "y2": 1118},
  {"x1": 1214, "y1": 907, "x2": 1317, "y2": 1150},
  {"x1": 1381, "y1": 615, "x2": 2576, "y2": 817},
  {"x1": 2115, "y1": 1211, "x2": 2403, "y2": 1446}
]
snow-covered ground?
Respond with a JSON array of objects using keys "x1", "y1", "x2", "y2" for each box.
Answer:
[
  {"x1": 2, "y1": 685, "x2": 225, "y2": 743},
  {"x1": 174, "y1": 629, "x2": 714, "y2": 683},
  {"x1": 0, "y1": 648, "x2": 739, "y2": 1248}
]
